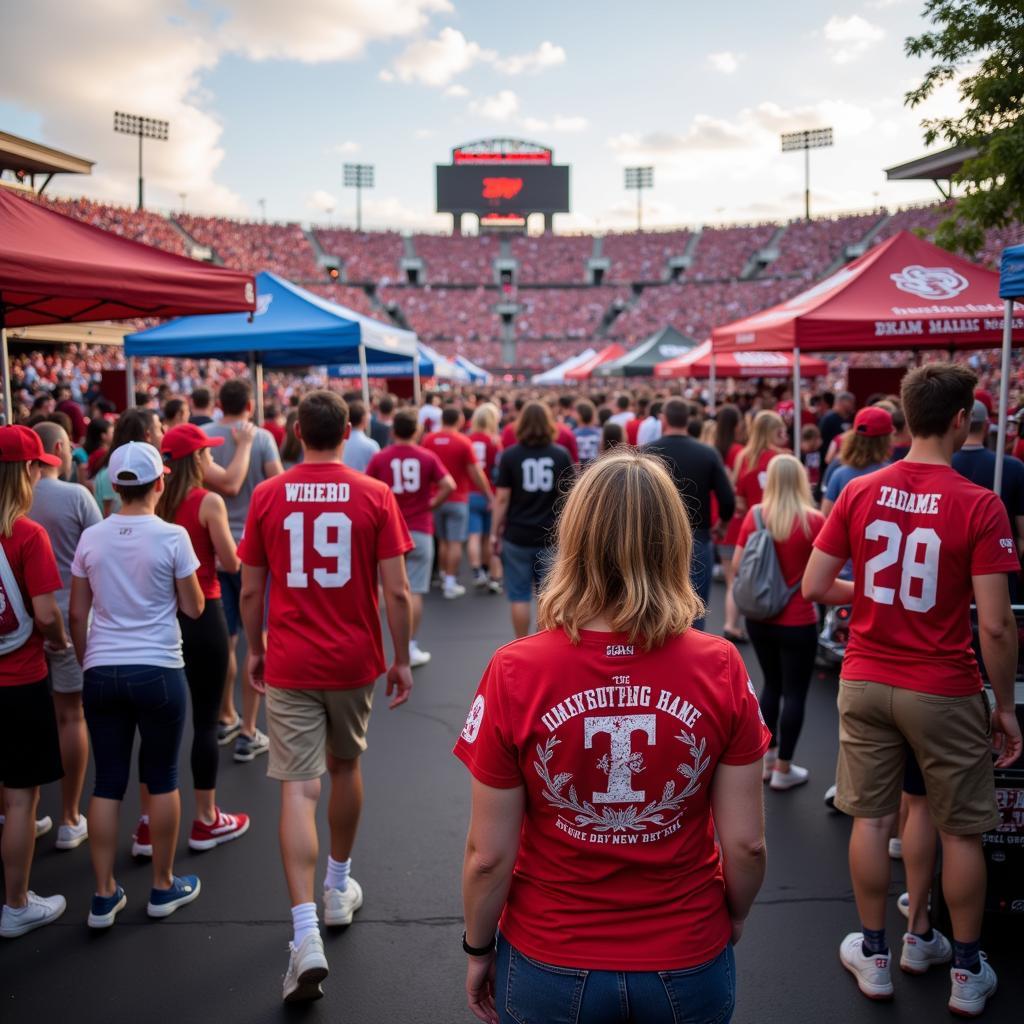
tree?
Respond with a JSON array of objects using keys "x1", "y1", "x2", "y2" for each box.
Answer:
[{"x1": 905, "y1": 1, "x2": 1024, "y2": 255}]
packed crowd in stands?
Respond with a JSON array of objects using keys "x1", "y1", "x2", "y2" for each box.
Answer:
[
  {"x1": 603, "y1": 229, "x2": 692, "y2": 282},
  {"x1": 509, "y1": 233, "x2": 593, "y2": 284},
  {"x1": 687, "y1": 222, "x2": 778, "y2": 280},
  {"x1": 767, "y1": 212, "x2": 881, "y2": 279},
  {"x1": 304, "y1": 283, "x2": 385, "y2": 322},
  {"x1": 176, "y1": 214, "x2": 320, "y2": 281},
  {"x1": 382, "y1": 285, "x2": 501, "y2": 344},
  {"x1": 312, "y1": 227, "x2": 405, "y2": 284},
  {"x1": 412, "y1": 233, "x2": 499, "y2": 285},
  {"x1": 515, "y1": 287, "x2": 627, "y2": 340}
]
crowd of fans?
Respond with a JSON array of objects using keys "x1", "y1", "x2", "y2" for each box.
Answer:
[
  {"x1": 602, "y1": 229, "x2": 692, "y2": 282},
  {"x1": 304, "y1": 283, "x2": 386, "y2": 321},
  {"x1": 312, "y1": 227, "x2": 405, "y2": 284},
  {"x1": 688, "y1": 222, "x2": 778, "y2": 280},
  {"x1": 509, "y1": 233, "x2": 593, "y2": 284},
  {"x1": 32, "y1": 195, "x2": 189, "y2": 256},
  {"x1": 175, "y1": 214, "x2": 320, "y2": 280},
  {"x1": 768, "y1": 212, "x2": 881, "y2": 279},
  {"x1": 412, "y1": 233, "x2": 499, "y2": 285},
  {"x1": 382, "y1": 285, "x2": 501, "y2": 344},
  {"x1": 515, "y1": 287, "x2": 627, "y2": 340}
]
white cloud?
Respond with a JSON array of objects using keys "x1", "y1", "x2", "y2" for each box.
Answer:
[
  {"x1": 391, "y1": 27, "x2": 494, "y2": 87},
  {"x1": 444, "y1": 83, "x2": 469, "y2": 97},
  {"x1": 358, "y1": 195, "x2": 447, "y2": 232},
  {"x1": 707, "y1": 51, "x2": 741, "y2": 74},
  {"x1": 521, "y1": 114, "x2": 588, "y2": 133},
  {"x1": 824, "y1": 15, "x2": 885, "y2": 64},
  {"x1": 220, "y1": 0, "x2": 453, "y2": 63},
  {"x1": 469, "y1": 89, "x2": 520, "y2": 121},
  {"x1": 378, "y1": 68, "x2": 395, "y2": 82},
  {"x1": 307, "y1": 189, "x2": 338, "y2": 213},
  {"x1": 414, "y1": 128, "x2": 434, "y2": 139},
  {"x1": 494, "y1": 40, "x2": 566, "y2": 75},
  {"x1": 332, "y1": 140, "x2": 361, "y2": 155}
]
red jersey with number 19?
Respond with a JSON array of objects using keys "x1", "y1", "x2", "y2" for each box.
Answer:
[
  {"x1": 814, "y1": 460, "x2": 1019, "y2": 696},
  {"x1": 238, "y1": 462, "x2": 412, "y2": 690}
]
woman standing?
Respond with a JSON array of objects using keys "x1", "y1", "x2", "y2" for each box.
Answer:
[
  {"x1": 70, "y1": 442, "x2": 205, "y2": 928},
  {"x1": 724, "y1": 411, "x2": 787, "y2": 643},
  {"x1": 490, "y1": 402, "x2": 573, "y2": 638},
  {"x1": 0, "y1": 427, "x2": 69, "y2": 938},
  {"x1": 150, "y1": 424, "x2": 249, "y2": 852},
  {"x1": 456, "y1": 451, "x2": 769, "y2": 1024},
  {"x1": 732, "y1": 455, "x2": 825, "y2": 791},
  {"x1": 467, "y1": 403, "x2": 502, "y2": 593},
  {"x1": 714, "y1": 405, "x2": 747, "y2": 641},
  {"x1": 93, "y1": 409, "x2": 164, "y2": 517}
]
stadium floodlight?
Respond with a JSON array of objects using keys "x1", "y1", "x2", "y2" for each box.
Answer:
[
  {"x1": 343, "y1": 163, "x2": 375, "y2": 231},
  {"x1": 625, "y1": 166, "x2": 654, "y2": 231},
  {"x1": 781, "y1": 128, "x2": 833, "y2": 221},
  {"x1": 113, "y1": 111, "x2": 169, "y2": 211}
]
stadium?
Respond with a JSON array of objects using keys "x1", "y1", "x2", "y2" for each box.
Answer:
[{"x1": 2, "y1": 3, "x2": 1024, "y2": 1023}]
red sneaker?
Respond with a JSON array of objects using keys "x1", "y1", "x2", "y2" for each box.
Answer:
[
  {"x1": 189, "y1": 809, "x2": 250, "y2": 851},
  {"x1": 132, "y1": 818, "x2": 152, "y2": 858}
]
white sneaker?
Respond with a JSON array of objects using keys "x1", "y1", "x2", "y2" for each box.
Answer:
[
  {"x1": 0, "y1": 815, "x2": 53, "y2": 838},
  {"x1": 896, "y1": 891, "x2": 931, "y2": 920},
  {"x1": 324, "y1": 877, "x2": 363, "y2": 927},
  {"x1": 762, "y1": 750, "x2": 777, "y2": 783},
  {"x1": 282, "y1": 932, "x2": 329, "y2": 1003},
  {"x1": 888, "y1": 837, "x2": 903, "y2": 859},
  {"x1": 900, "y1": 928, "x2": 952, "y2": 974},
  {"x1": 839, "y1": 932, "x2": 894, "y2": 1000},
  {"x1": 824, "y1": 784, "x2": 838, "y2": 810},
  {"x1": 949, "y1": 955, "x2": 998, "y2": 1017},
  {"x1": 472, "y1": 571, "x2": 488, "y2": 589},
  {"x1": 770, "y1": 764, "x2": 809, "y2": 791},
  {"x1": 409, "y1": 643, "x2": 431, "y2": 668},
  {"x1": 443, "y1": 581, "x2": 466, "y2": 599},
  {"x1": 56, "y1": 815, "x2": 89, "y2": 851},
  {"x1": 0, "y1": 892, "x2": 67, "y2": 938}
]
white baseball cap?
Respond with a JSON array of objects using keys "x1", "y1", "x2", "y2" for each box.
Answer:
[{"x1": 108, "y1": 441, "x2": 170, "y2": 485}]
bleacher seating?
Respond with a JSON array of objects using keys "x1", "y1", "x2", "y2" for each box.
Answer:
[
  {"x1": 603, "y1": 230, "x2": 691, "y2": 282},
  {"x1": 304, "y1": 284, "x2": 385, "y2": 321},
  {"x1": 413, "y1": 234, "x2": 497, "y2": 284},
  {"x1": 770, "y1": 213, "x2": 881, "y2": 278},
  {"x1": 688, "y1": 223, "x2": 776, "y2": 280},
  {"x1": 516, "y1": 288, "x2": 627, "y2": 340},
  {"x1": 510, "y1": 234, "x2": 592, "y2": 284},
  {"x1": 313, "y1": 227, "x2": 404, "y2": 283},
  {"x1": 176, "y1": 214, "x2": 320, "y2": 280},
  {"x1": 383, "y1": 285, "x2": 501, "y2": 343}
]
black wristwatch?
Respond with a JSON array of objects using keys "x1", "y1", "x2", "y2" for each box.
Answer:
[{"x1": 462, "y1": 931, "x2": 496, "y2": 956}]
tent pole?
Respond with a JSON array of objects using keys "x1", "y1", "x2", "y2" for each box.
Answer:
[
  {"x1": 792, "y1": 347, "x2": 802, "y2": 450},
  {"x1": 125, "y1": 356, "x2": 136, "y2": 410},
  {"x1": 413, "y1": 351, "x2": 421, "y2": 406},
  {"x1": 709, "y1": 354, "x2": 716, "y2": 414},
  {"x1": 1, "y1": 322, "x2": 11, "y2": 427},
  {"x1": 358, "y1": 343, "x2": 370, "y2": 404},
  {"x1": 250, "y1": 354, "x2": 265, "y2": 424},
  {"x1": 995, "y1": 299, "x2": 1013, "y2": 496}
]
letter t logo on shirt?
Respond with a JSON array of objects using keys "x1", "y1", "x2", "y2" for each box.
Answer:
[{"x1": 584, "y1": 715, "x2": 656, "y2": 804}]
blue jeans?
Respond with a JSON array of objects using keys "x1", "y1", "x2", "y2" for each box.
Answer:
[
  {"x1": 83, "y1": 664, "x2": 187, "y2": 799},
  {"x1": 496, "y1": 935, "x2": 735, "y2": 1024},
  {"x1": 502, "y1": 541, "x2": 553, "y2": 603},
  {"x1": 690, "y1": 532, "x2": 714, "y2": 632},
  {"x1": 468, "y1": 492, "x2": 492, "y2": 537}
]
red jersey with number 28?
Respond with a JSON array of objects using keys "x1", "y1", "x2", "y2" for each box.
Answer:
[
  {"x1": 453, "y1": 628, "x2": 770, "y2": 971},
  {"x1": 365, "y1": 443, "x2": 449, "y2": 535},
  {"x1": 238, "y1": 462, "x2": 412, "y2": 690},
  {"x1": 814, "y1": 460, "x2": 1019, "y2": 696}
]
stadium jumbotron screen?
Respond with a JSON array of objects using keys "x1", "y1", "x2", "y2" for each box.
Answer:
[{"x1": 436, "y1": 139, "x2": 570, "y2": 216}]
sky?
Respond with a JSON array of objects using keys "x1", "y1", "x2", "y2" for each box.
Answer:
[{"x1": 0, "y1": 0, "x2": 967, "y2": 233}]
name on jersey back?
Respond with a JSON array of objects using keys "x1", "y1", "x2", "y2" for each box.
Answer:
[
  {"x1": 284, "y1": 482, "x2": 351, "y2": 503},
  {"x1": 875, "y1": 486, "x2": 940, "y2": 515}
]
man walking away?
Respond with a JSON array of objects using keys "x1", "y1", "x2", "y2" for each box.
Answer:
[
  {"x1": 189, "y1": 388, "x2": 215, "y2": 427},
  {"x1": 369, "y1": 396, "x2": 395, "y2": 449},
  {"x1": 202, "y1": 380, "x2": 283, "y2": 763},
  {"x1": 645, "y1": 398, "x2": 735, "y2": 630},
  {"x1": 238, "y1": 391, "x2": 413, "y2": 1003},
  {"x1": 341, "y1": 401, "x2": 380, "y2": 473},
  {"x1": 804, "y1": 363, "x2": 1021, "y2": 1017}
]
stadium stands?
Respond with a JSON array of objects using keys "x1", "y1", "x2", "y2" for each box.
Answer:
[
  {"x1": 516, "y1": 287, "x2": 627, "y2": 340},
  {"x1": 313, "y1": 227, "x2": 404, "y2": 283},
  {"x1": 510, "y1": 234, "x2": 593, "y2": 284},
  {"x1": 176, "y1": 214, "x2": 320, "y2": 280},
  {"x1": 383, "y1": 285, "x2": 501, "y2": 343},
  {"x1": 603, "y1": 230, "x2": 691, "y2": 282},
  {"x1": 769, "y1": 212, "x2": 881, "y2": 278},
  {"x1": 32, "y1": 195, "x2": 189, "y2": 256},
  {"x1": 688, "y1": 223, "x2": 777, "y2": 280},
  {"x1": 413, "y1": 233, "x2": 498, "y2": 285},
  {"x1": 304, "y1": 284, "x2": 386, "y2": 321}
]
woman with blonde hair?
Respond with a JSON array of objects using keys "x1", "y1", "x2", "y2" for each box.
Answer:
[
  {"x1": 732, "y1": 454, "x2": 825, "y2": 791},
  {"x1": 457, "y1": 450, "x2": 769, "y2": 1024},
  {"x1": 723, "y1": 410, "x2": 788, "y2": 643},
  {"x1": 467, "y1": 402, "x2": 502, "y2": 593}
]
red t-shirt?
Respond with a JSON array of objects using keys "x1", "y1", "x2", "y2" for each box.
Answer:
[
  {"x1": 264, "y1": 420, "x2": 286, "y2": 447},
  {"x1": 453, "y1": 628, "x2": 770, "y2": 971},
  {"x1": 737, "y1": 508, "x2": 825, "y2": 626},
  {"x1": 0, "y1": 517, "x2": 63, "y2": 687},
  {"x1": 421, "y1": 430, "x2": 479, "y2": 504},
  {"x1": 814, "y1": 460, "x2": 1019, "y2": 696},
  {"x1": 237, "y1": 462, "x2": 412, "y2": 689},
  {"x1": 725, "y1": 449, "x2": 777, "y2": 546},
  {"x1": 468, "y1": 432, "x2": 500, "y2": 493},
  {"x1": 174, "y1": 488, "x2": 221, "y2": 600},
  {"x1": 501, "y1": 423, "x2": 579, "y2": 463},
  {"x1": 365, "y1": 443, "x2": 449, "y2": 535}
]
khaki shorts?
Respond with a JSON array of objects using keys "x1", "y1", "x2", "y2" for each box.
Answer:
[
  {"x1": 266, "y1": 684, "x2": 375, "y2": 781},
  {"x1": 835, "y1": 678, "x2": 999, "y2": 835},
  {"x1": 47, "y1": 644, "x2": 84, "y2": 694}
]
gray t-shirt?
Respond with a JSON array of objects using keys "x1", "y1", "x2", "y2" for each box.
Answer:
[
  {"x1": 202, "y1": 421, "x2": 281, "y2": 541},
  {"x1": 342, "y1": 429, "x2": 381, "y2": 474},
  {"x1": 29, "y1": 476, "x2": 102, "y2": 616}
]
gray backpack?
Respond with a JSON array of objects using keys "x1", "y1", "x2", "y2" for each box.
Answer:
[{"x1": 732, "y1": 506, "x2": 799, "y2": 621}]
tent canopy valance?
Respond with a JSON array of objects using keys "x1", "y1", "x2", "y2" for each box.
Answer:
[
  {"x1": 654, "y1": 341, "x2": 828, "y2": 380},
  {"x1": 328, "y1": 341, "x2": 465, "y2": 380}
]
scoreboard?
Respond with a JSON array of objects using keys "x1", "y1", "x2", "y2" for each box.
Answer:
[{"x1": 436, "y1": 139, "x2": 570, "y2": 218}]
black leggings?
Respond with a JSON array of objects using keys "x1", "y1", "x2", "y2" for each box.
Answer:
[
  {"x1": 746, "y1": 620, "x2": 818, "y2": 762},
  {"x1": 178, "y1": 599, "x2": 230, "y2": 791}
]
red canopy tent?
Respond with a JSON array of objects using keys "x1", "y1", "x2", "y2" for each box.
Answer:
[
  {"x1": 564, "y1": 342, "x2": 626, "y2": 380},
  {"x1": 654, "y1": 340, "x2": 828, "y2": 380},
  {"x1": 711, "y1": 229, "x2": 1024, "y2": 443},
  {"x1": 0, "y1": 188, "x2": 256, "y2": 419}
]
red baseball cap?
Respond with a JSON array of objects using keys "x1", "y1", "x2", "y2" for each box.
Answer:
[
  {"x1": 161, "y1": 423, "x2": 225, "y2": 461},
  {"x1": 853, "y1": 407, "x2": 894, "y2": 438},
  {"x1": 974, "y1": 389, "x2": 994, "y2": 416},
  {"x1": 0, "y1": 425, "x2": 61, "y2": 466}
]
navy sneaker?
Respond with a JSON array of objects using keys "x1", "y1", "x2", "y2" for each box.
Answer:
[
  {"x1": 88, "y1": 885, "x2": 127, "y2": 929},
  {"x1": 147, "y1": 875, "x2": 201, "y2": 918}
]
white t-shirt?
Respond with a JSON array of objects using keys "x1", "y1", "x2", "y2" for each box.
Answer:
[
  {"x1": 418, "y1": 404, "x2": 442, "y2": 432},
  {"x1": 636, "y1": 415, "x2": 662, "y2": 446},
  {"x1": 71, "y1": 514, "x2": 200, "y2": 670},
  {"x1": 609, "y1": 411, "x2": 635, "y2": 427}
]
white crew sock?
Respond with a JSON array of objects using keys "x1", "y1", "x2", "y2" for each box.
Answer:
[
  {"x1": 291, "y1": 902, "x2": 319, "y2": 945},
  {"x1": 444, "y1": 574, "x2": 456, "y2": 588},
  {"x1": 324, "y1": 856, "x2": 351, "y2": 892}
]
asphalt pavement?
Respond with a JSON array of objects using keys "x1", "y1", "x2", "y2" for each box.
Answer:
[{"x1": 2, "y1": 579, "x2": 1021, "y2": 1023}]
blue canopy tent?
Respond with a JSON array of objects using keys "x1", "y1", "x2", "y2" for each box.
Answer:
[
  {"x1": 125, "y1": 271, "x2": 420, "y2": 416},
  {"x1": 454, "y1": 354, "x2": 491, "y2": 383},
  {"x1": 996, "y1": 245, "x2": 1024, "y2": 492},
  {"x1": 328, "y1": 341, "x2": 468, "y2": 382}
]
